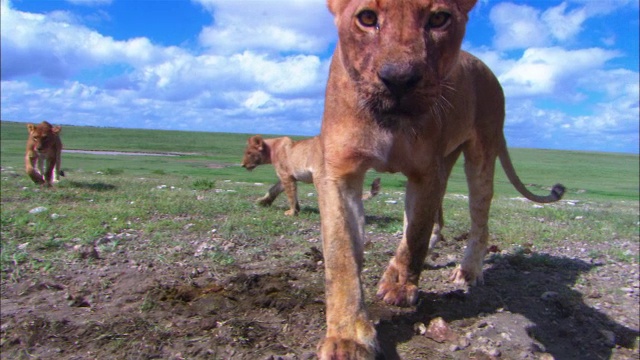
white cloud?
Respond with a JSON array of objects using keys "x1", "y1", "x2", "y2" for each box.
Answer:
[
  {"x1": 490, "y1": 2, "x2": 590, "y2": 50},
  {"x1": 499, "y1": 47, "x2": 619, "y2": 97},
  {"x1": 542, "y1": 3, "x2": 587, "y2": 41},
  {"x1": 194, "y1": 0, "x2": 335, "y2": 55},
  {"x1": 0, "y1": 1, "x2": 181, "y2": 81}
]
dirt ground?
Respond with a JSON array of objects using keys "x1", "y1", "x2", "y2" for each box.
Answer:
[{"x1": 1, "y1": 220, "x2": 638, "y2": 359}]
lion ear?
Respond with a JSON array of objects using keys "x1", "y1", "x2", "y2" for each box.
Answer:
[
  {"x1": 27, "y1": 124, "x2": 35, "y2": 133},
  {"x1": 52, "y1": 126, "x2": 62, "y2": 134},
  {"x1": 457, "y1": 0, "x2": 478, "y2": 14},
  {"x1": 327, "y1": 0, "x2": 348, "y2": 16},
  {"x1": 248, "y1": 135, "x2": 264, "y2": 150}
]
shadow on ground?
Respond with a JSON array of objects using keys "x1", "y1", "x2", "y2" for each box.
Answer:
[{"x1": 376, "y1": 253, "x2": 639, "y2": 360}]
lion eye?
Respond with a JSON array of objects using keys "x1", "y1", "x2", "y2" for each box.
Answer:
[
  {"x1": 357, "y1": 10, "x2": 378, "y2": 28},
  {"x1": 428, "y1": 12, "x2": 451, "y2": 29}
]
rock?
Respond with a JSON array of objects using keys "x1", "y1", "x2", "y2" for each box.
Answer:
[
  {"x1": 414, "y1": 322, "x2": 427, "y2": 335},
  {"x1": 29, "y1": 206, "x2": 47, "y2": 214},
  {"x1": 541, "y1": 291, "x2": 558, "y2": 301},
  {"x1": 424, "y1": 317, "x2": 458, "y2": 343},
  {"x1": 600, "y1": 329, "x2": 616, "y2": 348}
]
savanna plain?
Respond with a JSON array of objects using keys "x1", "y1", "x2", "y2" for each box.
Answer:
[{"x1": 1, "y1": 120, "x2": 638, "y2": 359}]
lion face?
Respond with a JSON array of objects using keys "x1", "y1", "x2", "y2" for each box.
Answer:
[
  {"x1": 28, "y1": 121, "x2": 61, "y2": 153},
  {"x1": 328, "y1": 0, "x2": 475, "y2": 127},
  {"x1": 241, "y1": 135, "x2": 266, "y2": 171}
]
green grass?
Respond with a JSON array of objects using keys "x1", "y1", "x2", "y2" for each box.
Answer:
[{"x1": 1, "y1": 120, "x2": 638, "y2": 276}]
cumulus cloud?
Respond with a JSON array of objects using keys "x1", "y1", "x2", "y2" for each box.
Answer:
[
  {"x1": 194, "y1": 0, "x2": 335, "y2": 55},
  {"x1": 499, "y1": 47, "x2": 619, "y2": 97},
  {"x1": 491, "y1": 2, "x2": 589, "y2": 50},
  {"x1": 0, "y1": 1, "x2": 181, "y2": 81},
  {"x1": 0, "y1": 0, "x2": 332, "y2": 136}
]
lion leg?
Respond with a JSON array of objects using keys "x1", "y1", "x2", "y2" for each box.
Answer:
[
  {"x1": 315, "y1": 170, "x2": 378, "y2": 360},
  {"x1": 53, "y1": 149, "x2": 62, "y2": 183},
  {"x1": 257, "y1": 181, "x2": 284, "y2": 206},
  {"x1": 25, "y1": 153, "x2": 44, "y2": 185},
  {"x1": 377, "y1": 175, "x2": 443, "y2": 307},
  {"x1": 43, "y1": 156, "x2": 56, "y2": 187},
  {"x1": 429, "y1": 208, "x2": 444, "y2": 250},
  {"x1": 429, "y1": 148, "x2": 461, "y2": 250},
  {"x1": 282, "y1": 177, "x2": 300, "y2": 216},
  {"x1": 450, "y1": 146, "x2": 496, "y2": 286}
]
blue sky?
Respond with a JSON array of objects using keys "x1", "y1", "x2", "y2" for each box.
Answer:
[{"x1": 1, "y1": 0, "x2": 638, "y2": 154}]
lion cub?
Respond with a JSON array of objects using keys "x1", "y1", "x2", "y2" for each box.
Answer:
[
  {"x1": 241, "y1": 135, "x2": 380, "y2": 215},
  {"x1": 25, "y1": 121, "x2": 64, "y2": 187}
]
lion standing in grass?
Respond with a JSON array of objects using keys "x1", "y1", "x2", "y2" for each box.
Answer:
[
  {"x1": 25, "y1": 121, "x2": 64, "y2": 187},
  {"x1": 242, "y1": 135, "x2": 380, "y2": 216},
  {"x1": 313, "y1": 0, "x2": 564, "y2": 358}
]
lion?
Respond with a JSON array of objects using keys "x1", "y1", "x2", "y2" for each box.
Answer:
[
  {"x1": 25, "y1": 121, "x2": 65, "y2": 187},
  {"x1": 313, "y1": 0, "x2": 565, "y2": 358},
  {"x1": 241, "y1": 135, "x2": 381, "y2": 216}
]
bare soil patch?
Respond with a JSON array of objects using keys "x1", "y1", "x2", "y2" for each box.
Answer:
[{"x1": 1, "y1": 222, "x2": 638, "y2": 359}]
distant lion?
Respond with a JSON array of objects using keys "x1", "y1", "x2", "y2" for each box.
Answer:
[
  {"x1": 25, "y1": 121, "x2": 64, "y2": 186},
  {"x1": 241, "y1": 135, "x2": 380, "y2": 216}
]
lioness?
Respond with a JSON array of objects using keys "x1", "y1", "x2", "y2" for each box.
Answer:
[
  {"x1": 241, "y1": 135, "x2": 380, "y2": 216},
  {"x1": 25, "y1": 121, "x2": 64, "y2": 187},
  {"x1": 314, "y1": 0, "x2": 565, "y2": 358}
]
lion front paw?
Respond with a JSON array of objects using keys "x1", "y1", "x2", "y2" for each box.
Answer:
[
  {"x1": 317, "y1": 337, "x2": 377, "y2": 360},
  {"x1": 377, "y1": 281, "x2": 418, "y2": 307},
  {"x1": 449, "y1": 266, "x2": 484, "y2": 286}
]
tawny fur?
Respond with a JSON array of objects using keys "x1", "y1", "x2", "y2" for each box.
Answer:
[
  {"x1": 314, "y1": 1, "x2": 565, "y2": 359},
  {"x1": 241, "y1": 135, "x2": 380, "y2": 216},
  {"x1": 25, "y1": 121, "x2": 64, "y2": 187}
]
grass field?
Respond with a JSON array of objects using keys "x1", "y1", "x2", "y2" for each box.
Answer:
[
  {"x1": 1, "y1": 120, "x2": 638, "y2": 359},
  {"x1": 2, "y1": 118, "x2": 638, "y2": 270}
]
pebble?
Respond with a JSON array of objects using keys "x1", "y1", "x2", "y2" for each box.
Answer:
[
  {"x1": 600, "y1": 329, "x2": 616, "y2": 348},
  {"x1": 29, "y1": 206, "x2": 48, "y2": 214},
  {"x1": 541, "y1": 291, "x2": 559, "y2": 301}
]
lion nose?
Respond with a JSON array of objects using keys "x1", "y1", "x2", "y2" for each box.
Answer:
[{"x1": 378, "y1": 63, "x2": 422, "y2": 97}]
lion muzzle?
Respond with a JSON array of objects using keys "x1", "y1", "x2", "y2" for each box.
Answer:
[{"x1": 377, "y1": 62, "x2": 422, "y2": 98}]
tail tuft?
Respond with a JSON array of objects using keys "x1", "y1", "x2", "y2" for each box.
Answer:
[
  {"x1": 60, "y1": 170, "x2": 65, "y2": 177},
  {"x1": 370, "y1": 177, "x2": 381, "y2": 197},
  {"x1": 551, "y1": 183, "x2": 565, "y2": 200}
]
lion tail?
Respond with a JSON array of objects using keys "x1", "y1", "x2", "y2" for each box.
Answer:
[
  {"x1": 498, "y1": 142, "x2": 565, "y2": 204},
  {"x1": 362, "y1": 177, "x2": 381, "y2": 200}
]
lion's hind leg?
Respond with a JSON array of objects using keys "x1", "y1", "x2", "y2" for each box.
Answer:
[
  {"x1": 257, "y1": 180, "x2": 284, "y2": 206},
  {"x1": 282, "y1": 177, "x2": 300, "y2": 216}
]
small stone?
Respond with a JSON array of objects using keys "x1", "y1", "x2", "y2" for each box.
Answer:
[
  {"x1": 541, "y1": 291, "x2": 559, "y2": 301},
  {"x1": 458, "y1": 337, "x2": 471, "y2": 349},
  {"x1": 414, "y1": 322, "x2": 427, "y2": 335},
  {"x1": 600, "y1": 329, "x2": 616, "y2": 348},
  {"x1": 424, "y1": 317, "x2": 458, "y2": 343},
  {"x1": 487, "y1": 348, "x2": 501, "y2": 357},
  {"x1": 29, "y1": 206, "x2": 47, "y2": 214}
]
